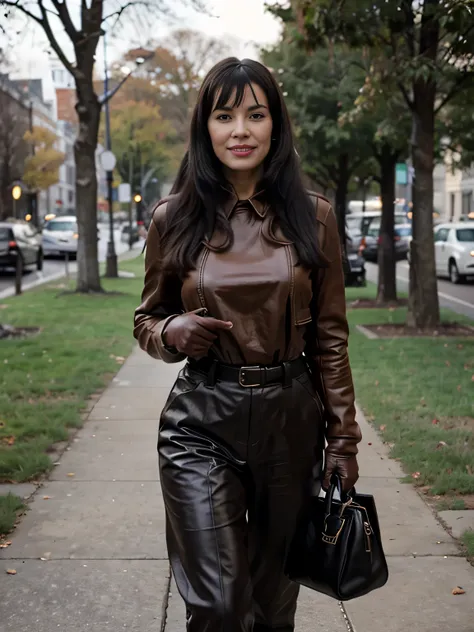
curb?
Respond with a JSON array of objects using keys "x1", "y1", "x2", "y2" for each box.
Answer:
[{"x1": 0, "y1": 245, "x2": 143, "y2": 300}]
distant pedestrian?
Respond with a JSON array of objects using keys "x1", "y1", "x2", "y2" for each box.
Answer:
[{"x1": 134, "y1": 57, "x2": 361, "y2": 632}]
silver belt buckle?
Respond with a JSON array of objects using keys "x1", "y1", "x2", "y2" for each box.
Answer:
[{"x1": 239, "y1": 366, "x2": 261, "y2": 388}]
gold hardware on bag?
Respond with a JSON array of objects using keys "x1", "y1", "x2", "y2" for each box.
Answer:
[
  {"x1": 339, "y1": 496, "x2": 353, "y2": 516},
  {"x1": 322, "y1": 518, "x2": 345, "y2": 545},
  {"x1": 364, "y1": 521, "x2": 372, "y2": 553}
]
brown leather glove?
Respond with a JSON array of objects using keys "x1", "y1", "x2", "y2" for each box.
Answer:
[
  {"x1": 163, "y1": 312, "x2": 233, "y2": 360},
  {"x1": 323, "y1": 451, "x2": 359, "y2": 492}
]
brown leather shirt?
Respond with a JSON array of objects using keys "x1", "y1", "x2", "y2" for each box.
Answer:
[{"x1": 134, "y1": 190, "x2": 361, "y2": 455}]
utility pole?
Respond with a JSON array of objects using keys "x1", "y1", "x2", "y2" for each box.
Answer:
[{"x1": 103, "y1": 31, "x2": 118, "y2": 278}]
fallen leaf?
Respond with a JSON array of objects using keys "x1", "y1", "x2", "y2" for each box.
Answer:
[
  {"x1": 0, "y1": 541, "x2": 12, "y2": 548},
  {"x1": 67, "y1": 473, "x2": 75, "y2": 477},
  {"x1": 379, "y1": 425, "x2": 386, "y2": 431},
  {"x1": 375, "y1": 380, "x2": 380, "y2": 387},
  {"x1": 445, "y1": 360, "x2": 451, "y2": 367},
  {"x1": 436, "y1": 441, "x2": 448, "y2": 450},
  {"x1": 457, "y1": 385, "x2": 462, "y2": 392},
  {"x1": 43, "y1": 496, "x2": 51, "y2": 500},
  {"x1": 420, "y1": 398, "x2": 426, "y2": 407},
  {"x1": 6, "y1": 569, "x2": 17, "y2": 575},
  {"x1": 466, "y1": 465, "x2": 473, "y2": 476},
  {"x1": 0, "y1": 304, "x2": 9, "y2": 309},
  {"x1": 411, "y1": 472, "x2": 421, "y2": 479},
  {"x1": 368, "y1": 442, "x2": 372, "y2": 446},
  {"x1": 452, "y1": 586, "x2": 465, "y2": 595},
  {"x1": 457, "y1": 344, "x2": 464, "y2": 350},
  {"x1": 432, "y1": 419, "x2": 439, "y2": 425}
]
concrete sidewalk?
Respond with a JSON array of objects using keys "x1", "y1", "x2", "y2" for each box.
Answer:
[{"x1": 1, "y1": 347, "x2": 473, "y2": 631}]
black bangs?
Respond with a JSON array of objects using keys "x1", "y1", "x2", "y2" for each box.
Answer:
[{"x1": 211, "y1": 65, "x2": 264, "y2": 111}]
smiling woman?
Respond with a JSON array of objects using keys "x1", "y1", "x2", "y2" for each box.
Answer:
[
  {"x1": 134, "y1": 57, "x2": 361, "y2": 632},
  {"x1": 207, "y1": 82, "x2": 273, "y2": 184}
]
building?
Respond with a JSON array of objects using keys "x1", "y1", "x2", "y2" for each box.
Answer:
[
  {"x1": 12, "y1": 77, "x2": 76, "y2": 218},
  {"x1": 435, "y1": 152, "x2": 474, "y2": 222},
  {"x1": 0, "y1": 74, "x2": 30, "y2": 220}
]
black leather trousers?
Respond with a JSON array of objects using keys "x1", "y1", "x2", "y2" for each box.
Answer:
[{"x1": 158, "y1": 362, "x2": 325, "y2": 632}]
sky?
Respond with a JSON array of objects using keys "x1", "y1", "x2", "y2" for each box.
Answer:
[{"x1": 1, "y1": 0, "x2": 284, "y2": 101}]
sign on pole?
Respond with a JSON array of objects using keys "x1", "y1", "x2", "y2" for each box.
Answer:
[
  {"x1": 395, "y1": 163, "x2": 408, "y2": 186},
  {"x1": 118, "y1": 183, "x2": 131, "y2": 203}
]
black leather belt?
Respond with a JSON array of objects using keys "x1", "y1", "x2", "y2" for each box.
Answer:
[{"x1": 187, "y1": 356, "x2": 307, "y2": 388}]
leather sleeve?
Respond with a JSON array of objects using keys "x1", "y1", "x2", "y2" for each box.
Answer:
[
  {"x1": 305, "y1": 200, "x2": 362, "y2": 456},
  {"x1": 133, "y1": 203, "x2": 187, "y2": 363}
]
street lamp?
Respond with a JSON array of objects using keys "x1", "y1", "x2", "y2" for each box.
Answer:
[
  {"x1": 12, "y1": 184, "x2": 22, "y2": 218},
  {"x1": 101, "y1": 33, "x2": 154, "y2": 278}
]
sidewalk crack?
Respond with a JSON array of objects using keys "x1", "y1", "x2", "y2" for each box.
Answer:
[
  {"x1": 338, "y1": 601, "x2": 355, "y2": 632},
  {"x1": 160, "y1": 563, "x2": 172, "y2": 632}
]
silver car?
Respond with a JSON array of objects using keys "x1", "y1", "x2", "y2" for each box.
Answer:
[{"x1": 42, "y1": 216, "x2": 78, "y2": 257}]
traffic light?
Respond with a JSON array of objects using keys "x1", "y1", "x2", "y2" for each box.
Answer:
[{"x1": 134, "y1": 193, "x2": 143, "y2": 223}]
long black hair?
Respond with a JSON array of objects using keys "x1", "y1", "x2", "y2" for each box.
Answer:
[{"x1": 161, "y1": 57, "x2": 326, "y2": 272}]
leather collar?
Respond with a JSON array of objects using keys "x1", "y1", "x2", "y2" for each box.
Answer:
[{"x1": 221, "y1": 185, "x2": 269, "y2": 219}]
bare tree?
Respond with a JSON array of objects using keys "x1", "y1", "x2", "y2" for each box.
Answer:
[{"x1": 0, "y1": 0, "x2": 205, "y2": 293}]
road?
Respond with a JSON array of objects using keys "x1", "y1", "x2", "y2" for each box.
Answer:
[
  {"x1": 0, "y1": 223, "x2": 136, "y2": 297},
  {"x1": 365, "y1": 260, "x2": 474, "y2": 321}
]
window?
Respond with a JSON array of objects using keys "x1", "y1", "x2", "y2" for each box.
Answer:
[
  {"x1": 66, "y1": 165, "x2": 75, "y2": 186},
  {"x1": 456, "y1": 229, "x2": 474, "y2": 242},
  {"x1": 462, "y1": 191, "x2": 472, "y2": 217},
  {"x1": 68, "y1": 190, "x2": 74, "y2": 204},
  {"x1": 435, "y1": 228, "x2": 449, "y2": 242},
  {"x1": 396, "y1": 226, "x2": 412, "y2": 237},
  {"x1": 45, "y1": 220, "x2": 77, "y2": 232},
  {"x1": 450, "y1": 193, "x2": 455, "y2": 220},
  {"x1": 0, "y1": 228, "x2": 12, "y2": 241}
]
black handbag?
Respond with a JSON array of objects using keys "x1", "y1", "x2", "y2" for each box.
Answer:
[{"x1": 285, "y1": 477, "x2": 389, "y2": 601}]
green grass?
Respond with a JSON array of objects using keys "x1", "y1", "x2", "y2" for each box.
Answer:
[
  {"x1": 462, "y1": 531, "x2": 474, "y2": 558},
  {"x1": 347, "y1": 285, "x2": 474, "y2": 496},
  {"x1": 0, "y1": 493, "x2": 26, "y2": 537},
  {"x1": 0, "y1": 255, "x2": 145, "y2": 484}
]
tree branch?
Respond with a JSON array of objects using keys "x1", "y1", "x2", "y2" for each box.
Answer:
[
  {"x1": 37, "y1": 0, "x2": 76, "y2": 76},
  {"x1": 435, "y1": 71, "x2": 474, "y2": 114},
  {"x1": 0, "y1": 0, "x2": 43, "y2": 26},
  {"x1": 397, "y1": 81, "x2": 414, "y2": 110},
  {"x1": 50, "y1": 0, "x2": 79, "y2": 43}
]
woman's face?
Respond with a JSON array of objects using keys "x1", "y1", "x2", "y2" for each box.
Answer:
[{"x1": 207, "y1": 82, "x2": 273, "y2": 175}]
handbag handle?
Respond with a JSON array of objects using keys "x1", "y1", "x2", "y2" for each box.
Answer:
[{"x1": 324, "y1": 474, "x2": 354, "y2": 516}]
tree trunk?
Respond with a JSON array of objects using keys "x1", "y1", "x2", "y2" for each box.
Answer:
[
  {"x1": 334, "y1": 153, "x2": 349, "y2": 245},
  {"x1": 407, "y1": 87, "x2": 440, "y2": 327},
  {"x1": 377, "y1": 147, "x2": 397, "y2": 303},
  {"x1": 74, "y1": 79, "x2": 103, "y2": 293}
]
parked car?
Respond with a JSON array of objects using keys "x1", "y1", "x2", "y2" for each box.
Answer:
[
  {"x1": 42, "y1": 216, "x2": 78, "y2": 258},
  {"x1": 346, "y1": 210, "x2": 408, "y2": 237},
  {"x1": 434, "y1": 223, "x2": 474, "y2": 283},
  {"x1": 360, "y1": 223, "x2": 411, "y2": 262},
  {"x1": 0, "y1": 220, "x2": 43, "y2": 272},
  {"x1": 344, "y1": 228, "x2": 366, "y2": 286},
  {"x1": 120, "y1": 224, "x2": 140, "y2": 245}
]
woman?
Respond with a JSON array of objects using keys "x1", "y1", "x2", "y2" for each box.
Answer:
[{"x1": 134, "y1": 58, "x2": 361, "y2": 632}]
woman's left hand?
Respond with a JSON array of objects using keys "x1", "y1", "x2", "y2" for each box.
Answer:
[{"x1": 323, "y1": 452, "x2": 359, "y2": 492}]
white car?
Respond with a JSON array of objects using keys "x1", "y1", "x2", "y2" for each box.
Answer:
[
  {"x1": 42, "y1": 216, "x2": 78, "y2": 258},
  {"x1": 434, "y1": 222, "x2": 474, "y2": 283}
]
